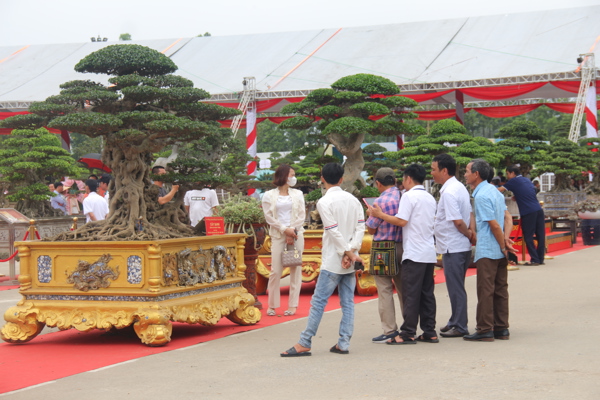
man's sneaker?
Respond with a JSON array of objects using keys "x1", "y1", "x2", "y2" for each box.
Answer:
[{"x1": 372, "y1": 331, "x2": 399, "y2": 343}]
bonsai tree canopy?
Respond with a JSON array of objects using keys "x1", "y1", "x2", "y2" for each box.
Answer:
[
  {"x1": 0, "y1": 44, "x2": 236, "y2": 241},
  {"x1": 279, "y1": 73, "x2": 424, "y2": 192}
]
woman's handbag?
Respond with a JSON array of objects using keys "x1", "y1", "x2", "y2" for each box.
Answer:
[
  {"x1": 369, "y1": 240, "x2": 398, "y2": 276},
  {"x1": 281, "y1": 243, "x2": 302, "y2": 268}
]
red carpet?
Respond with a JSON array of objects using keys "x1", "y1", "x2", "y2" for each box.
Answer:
[
  {"x1": 0, "y1": 275, "x2": 19, "y2": 291},
  {"x1": 0, "y1": 238, "x2": 591, "y2": 394}
]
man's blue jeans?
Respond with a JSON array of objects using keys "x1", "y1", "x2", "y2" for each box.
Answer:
[{"x1": 298, "y1": 269, "x2": 356, "y2": 351}]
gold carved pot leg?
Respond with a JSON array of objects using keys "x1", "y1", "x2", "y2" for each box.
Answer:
[
  {"x1": 1, "y1": 303, "x2": 45, "y2": 344},
  {"x1": 133, "y1": 307, "x2": 173, "y2": 347},
  {"x1": 226, "y1": 292, "x2": 261, "y2": 326}
]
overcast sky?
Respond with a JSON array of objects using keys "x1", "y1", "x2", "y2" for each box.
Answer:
[{"x1": 0, "y1": 0, "x2": 598, "y2": 47}]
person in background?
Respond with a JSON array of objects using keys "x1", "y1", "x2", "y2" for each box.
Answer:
[
  {"x1": 152, "y1": 166, "x2": 179, "y2": 205},
  {"x1": 365, "y1": 167, "x2": 404, "y2": 344},
  {"x1": 82, "y1": 179, "x2": 108, "y2": 223},
  {"x1": 184, "y1": 185, "x2": 220, "y2": 228},
  {"x1": 532, "y1": 179, "x2": 540, "y2": 194},
  {"x1": 262, "y1": 165, "x2": 306, "y2": 317},
  {"x1": 281, "y1": 163, "x2": 364, "y2": 357},
  {"x1": 50, "y1": 182, "x2": 68, "y2": 215},
  {"x1": 99, "y1": 174, "x2": 112, "y2": 202},
  {"x1": 88, "y1": 174, "x2": 98, "y2": 180},
  {"x1": 48, "y1": 183, "x2": 55, "y2": 192},
  {"x1": 499, "y1": 165, "x2": 545, "y2": 266}
]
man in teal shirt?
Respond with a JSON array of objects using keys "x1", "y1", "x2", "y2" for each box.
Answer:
[{"x1": 464, "y1": 159, "x2": 513, "y2": 342}]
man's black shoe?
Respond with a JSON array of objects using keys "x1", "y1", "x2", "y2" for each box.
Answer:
[
  {"x1": 494, "y1": 329, "x2": 510, "y2": 340},
  {"x1": 440, "y1": 327, "x2": 467, "y2": 338},
  {"x1": 440, "y1": 325, "x2": 452, "y2": 333},
  {"x1": 463, "y1": 331, "x2": 494, "y2": 342}
]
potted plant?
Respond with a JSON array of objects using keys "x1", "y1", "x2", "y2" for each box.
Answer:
[
  {"x1": 214, "y1": 194, "x2": 267, "y2": 308},
  {"x1": 574, "y1": 196, "x2": 600, "y2": 219},
  {"x1": 574, "y1": 196, "x2": 600, "y2": 245}
]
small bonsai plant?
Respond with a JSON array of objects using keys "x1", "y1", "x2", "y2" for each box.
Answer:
[
  {"x1": 574, "y1": 196, "x2": 600, "y2": 215},
  {"x1": 214, "y1": 194, "x2": 266, "y2": 248}
]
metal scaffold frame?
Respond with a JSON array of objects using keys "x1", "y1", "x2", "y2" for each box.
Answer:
[{"x1": 568, "y1": 53, "x2": 596, "y2": 142}]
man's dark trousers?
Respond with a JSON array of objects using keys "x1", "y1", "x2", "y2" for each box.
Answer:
[
  {"x1": 520, "y1": 209, "x2": 545, "y2": 264},
  {"x1": 442, "y1": 250, "x2": 472, "y2": 334},
  {"x1": 399, "y1": 259, "x2": 436, "y2": 338}
]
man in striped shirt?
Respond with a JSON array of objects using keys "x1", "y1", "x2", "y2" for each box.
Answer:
[{"x1": 366, "y1": 168, "x2": 404, "y2": 343}]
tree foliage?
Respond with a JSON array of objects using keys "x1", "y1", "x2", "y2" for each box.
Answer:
[
  {"x1": 533, "y1": 138, "x2": 597, "y2": 192},
  {"x1": 386, "y1": 119, "x2": 499, "y2": 180},
  {"x1": 0, "y1": 128, "x2": 87, "y2": 217},
  {"x1": 0, "y1": 44, "x2": 237, "y2": 241},
  {"x1": 494, "y1": 120, "x2": 550, "y2": 177},
  {"x1": 279, "y1": 73, "x2": 424, "y2": 192}
]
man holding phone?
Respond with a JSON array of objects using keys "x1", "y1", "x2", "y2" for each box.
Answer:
[
  {"x1": 370, "y1": 164, "x2": 438, "y2": 345},
  {"x1": 281, "y1": 163, "x2": 365, "y2": 357}
]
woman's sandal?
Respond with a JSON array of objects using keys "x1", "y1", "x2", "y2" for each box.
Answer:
[
  {"x1": 267, "y1": 309, "x2": 276, "y2": 316},
  {"x1": 284, "y1": 309, "x2": 296, "y2": 316}
]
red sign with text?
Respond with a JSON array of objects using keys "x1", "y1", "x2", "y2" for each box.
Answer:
[{"x1": 204, "y1": 217, "x2": 225, "y2": 235}]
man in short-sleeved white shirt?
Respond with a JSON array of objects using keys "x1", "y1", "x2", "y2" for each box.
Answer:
[
  {"x1": 432, "y1": 154, "x2": 474, "y2": 338},
  {"x1": 184, "y1": 187, "x2": 219, "y2": 227},
  {"x1": 82, "y1": 179, "x2": 109, "y2": 223},
  {"x1": 370, "y1": 163, "x2": 437, "y2": 344}
]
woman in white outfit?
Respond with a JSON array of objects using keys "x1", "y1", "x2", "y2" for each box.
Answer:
[{"x1": 262, "y1": 165, "x2": 306, "y2": 316}]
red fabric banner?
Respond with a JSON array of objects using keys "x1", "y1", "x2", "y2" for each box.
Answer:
[
  {"x1": 545, "y1": 103, "x2": 576, "y2": 114},
  {"x1": 256, "y1": 99, "x2": 284, "y2": 112},
  {"x1": 415, "y1": 109, "x2": 457, "y2": 121},
  {"x1": 401, "y1": 89, "x2": 454, "y2": 102},
  {"x1": 459, "y1": 82, "x2": 547, "y2": 101},
  {"x1": 218, "y1": 117, "x2": 267, "y2": 129},
  {"x1": 550, "y1": 81, "x2": 582, "y2": 94},
  {"x1": 474, "y1": 104, "x2": 541, "y2": 118}
]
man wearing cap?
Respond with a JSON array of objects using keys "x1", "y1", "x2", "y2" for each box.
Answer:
[
  {"x1": 431, "y1": 154, "x2": 474, "y2": 338},
  {"x1": 365, "y1": 167, "x2": 404, "y2": 343}
]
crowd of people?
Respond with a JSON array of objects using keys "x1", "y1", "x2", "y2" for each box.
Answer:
[
  {"x1": 47, "y1": 173, "x2": 111, "y2": 222},
  {"x1": 279, "y1": 156, "x2": 543, "y2": 357}
]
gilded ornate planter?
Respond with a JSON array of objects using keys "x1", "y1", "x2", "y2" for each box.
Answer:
[
  {"x1": 256, "y1": 229, "x2": 377, "y2": 296},
  {"x1": 1, "y1": 234, "x2": 261, "y2": 346}
]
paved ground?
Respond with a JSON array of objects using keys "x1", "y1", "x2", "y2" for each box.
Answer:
[{"x1": 1, "y1": 246, "x2": 599, "y2": 399}]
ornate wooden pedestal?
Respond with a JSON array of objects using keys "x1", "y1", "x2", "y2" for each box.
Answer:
[
  {"x1": 256, "y1": 229, "x2": 377, "y2": 296},
  {"x1": 1, "y1": 234, "x2": 261, "y2": 346}
]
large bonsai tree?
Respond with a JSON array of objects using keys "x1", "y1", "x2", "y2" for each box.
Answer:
[
  {"x1": 0, "y1": 44, "x2": 239, "y2": 240},
  {"x1": 0, "y1": 127, "x2": 86, "y2": 217},
  {"x1": 494, "y1": 120, "x2": 549, "y2": 177},
  {"x1": 533, "y1": 138, "x2": 597, "y2": 192},
  {"x1": 387, "y1": 119, "x2": 501, "y2": 180},
  {"x1": 279, "y1": 73, "x2": 424, "y2": 192}
]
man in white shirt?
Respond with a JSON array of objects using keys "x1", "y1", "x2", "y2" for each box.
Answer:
[
  {"x1": 281, "y1": 163, "x2": 364, "y2": 357},
  {"x1": 431, "y1": 154, "x2": 475, "y2": 338},
  {"x1": 184, "y1": 187, "x2": 219, "y2": 227},
  {"x1": 83, "y1": 179, "x2": 109, "y2": 223},
  {"x1": 370, "y1": 163, "x2": 438, "y2": 344}
]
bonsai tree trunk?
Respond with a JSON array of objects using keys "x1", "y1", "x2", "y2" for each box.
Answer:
[
  {"x1": 55, "y1": 141, "x2": 192, "y2": 241},
  {"x1": 328, "y1": 132, "x2": 366, "y2": 193}
]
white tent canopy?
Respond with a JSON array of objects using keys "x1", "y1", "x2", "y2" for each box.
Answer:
[{"x1": 0, "y1": 5, "x2": 598, "y2": 112}]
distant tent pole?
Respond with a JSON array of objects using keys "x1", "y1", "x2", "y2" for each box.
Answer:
[
  {"x1": 246, "y1": 104, "x2": 257, "y2": 196},
  {"x1": 585, "y1": 84, "x2": 598, "y2": 139},
  {"x1": 455, "y1": 90, "x2": 465, "y2": 125}
]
